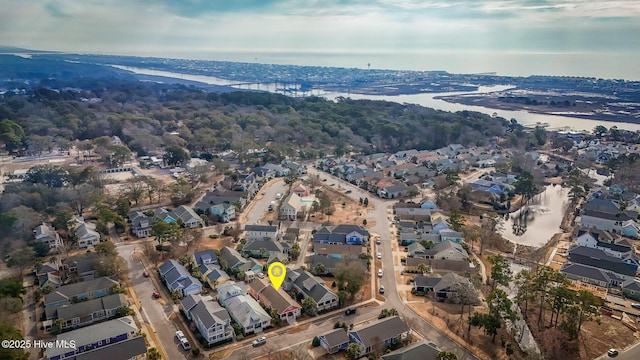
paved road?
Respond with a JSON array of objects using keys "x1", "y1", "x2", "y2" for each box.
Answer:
[
  {"x1": 116, "y1": 243, "x2": 188, "y2": 360},
  {"x1": 307, "y1": 167, "x2": 480, "y2": 360},
  {"x1": 226, "y1": 302, "x2": 383, "y2": 359},
  {"x1": 244, "y1": 179, "x2": 287, "y2": 226},
  {"x1": 597, "y1": 341, "x2": 640, "y2": 360}
]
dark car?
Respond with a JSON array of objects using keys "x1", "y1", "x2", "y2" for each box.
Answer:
[
  {"x1": 143, "y1": 271, "x2": 149, "y2": 277},
  {"x1": 608, "y1": 349, "x2": 619, "y2": 357},
  {"x1": 345, "y1": 307, "x2": 356, "y2": 316},
  {"x1": 345, "y1": 190, "x2": 352, "y2": 194}
]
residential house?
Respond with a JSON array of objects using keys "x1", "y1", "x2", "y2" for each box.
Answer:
[
  {"x1": 378, "y1": 183, "x2": 410, "y2": 199},
  {"x1": 43, "y1": 276, "x2": 119, "y2": 308},
  {"x1": 622, "y1": 279, "x2": 640, "y2": 301},
  {"x1": 242, "y1": 239, "x2": 284, "y2": 259},
  {"x1": 60, "y1": 253, "x2": 99, "y2": 281},
  {"x1": 319, "y1": 328, "x2": 350, "y2": 354},
  {"x1": 285, "y1": 269, "x2": 339, "y2": 312},
  {"x1": 194, "y1": 189, "x2": 247, "y2": 220},
  {"x1": 44, "y1": 294, "x2": 128, "y2": 330},
  {"x1": 33, "y1": 222, "x2": 63, "y2": 249},
  {"x1": 39, "y1": 272, "x2": 62, "y2": 289},
  {"x1": 172, "y1": 205, "x2": 205, "y2": 228},
  {"x1": 283, "y1": 227, "x2": 299, "y2": 242},
  {"x1": 348, "y1": 316, "x2": 409, "y2": 355},
  {"x1": 192, "y1": 249, "x2": 218, "y2": 269},
  {"x1": 413, "y1": 273, "x2": 474, "y2": 300},
  {"x1": 128, "y1": 211, "x2": 151, "y2": 238},
  {"x1": 564, "y1": 246, "x2": 637, "y2": 285},
  {"x1": 280, "y1": 193, "x2": 303, "y2": 220},
  {"x1": 578, "y1": 209, "x2": 639, "y2": 239},
  {"x1": 182, "y1": 294, "x2": 234, "y2": 345},
  {"x1": 263, "y1": 163, "x2": 290, "y2": 177},
  {"x1": 216, "y1": 281, "x2": 248, "y2": 306},
  {"x1": 560, "y1": 263, "x2": 620, "y2": 288},
  {"x1": 292, "y1": 184, "x2": 310, "y2": 197},
  {"x1": 381, "y1": 340, "x2": 441, "y2": 360},
  {"x1": 406, "y1": 257, "x2": 474, "y2": 274},
  {"x1": 439, "y1": 229, "x2": 464, "y2": 243},
  {"x1": 576, "y1": 230, "x2": 638, "y2": 264},
  {"x1": 247, "y1": 278, "x2": 301, "y2": 321},
  {"x1": 203, "y1": 268, "x2": 230, "y2": 288},
  {"x1": 44, "y1": 316, "x2": 144, "y2": 360},
  {"x1": 72, "y1": 219, "x2": 101, "y2": 248},
  {"x1": 409, "y1": 241, "x2": 468, "y2": 261},
  {"x1": 224, "y1": 294, "x2": 272, "y2": 334},
  {"x1": 267, "y1": 252, "x2": 288, "y2": 266},
  {"x1": 158, "y1": 260, "x2": 202, "y2": 297},
  {"x1": 244, "y1": 224, "x2": 279, "y2": 241},
  {"x1": 470, "y1": 179, "x2": 512, "y2": 195},
  {"x1": 420, "y1": 200, "x2": 438, "y2": 210},
  {"x1": 219, "y1": 247, "x2": 246, "y2": 270},
  {"x1": 36, "y1": 261, "x2": 60, "y2": 280},
  {"x1": 313, "y1": 224, "x2": 369, "y2": 245}
]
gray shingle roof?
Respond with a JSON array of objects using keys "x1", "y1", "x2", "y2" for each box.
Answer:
[
  {"x1": 193, "y1": 249, "x2": 218, "y2": 267},
  {"x1": 245, "y1": 225, "x2": 278, "y2": 232},
  {"x1": 568, "y1": 246, "x2": 637, "y2": 277},
  {"x1": 55, "y1": 294, "x2": 127, "y2": 321},
  {"x1": 219, "y1": 247, "x2": 246, "y2": 269},
  {"x1": 289, "y1": 269, "x2": 336, "y2": 304},
  {"x1": 243, "y1": 239, "x2": 284, "y2": 253},
  {"x1": 224, "y1": 294, "x2": 271, "y2": 328},
  {"x1": 75, "y1": 336, "x2": 146, "y2": 360},
  {"x1": 320, "y1": 328, "x2": 349, "y2": 348},
  {"x1": 44, "y1": 277, "x2": 118, "y2": 305},
  {"x1": 381, "y1": 340, "x2": 440, "y2": 360},
  {"x1": 190, "y1": 298, "x2": 230, "y2": 329},
  {"x1": 351, "y1": 316, "x2": 408, "y2": 348}
]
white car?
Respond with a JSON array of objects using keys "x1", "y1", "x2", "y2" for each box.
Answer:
[
  {"x1": 377, "y1": 252, "x2": 382, "y2": 259},
  {"x1": 175, "y1": 331, "x2": 185, "y2": 341},
  {"x1": 257, "y1": 272, "x2": 265, "y2": 279},
  {"x1": 631, "y1": 303, "x2": 640, "y2": 310},
  {"x1": 180, "y1": 338, "x2": 191, "y2": 351},
  {"x1": 252, "y1": 336, "x2": 267, "y2": 347},
  {"x1": 377, "y1": 269, "x2": 383, "y2": 277}
]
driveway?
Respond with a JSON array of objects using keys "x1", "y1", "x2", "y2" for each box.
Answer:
[
  {"x1": 116, "y1": 243, "x2": 188, "y2": 360},
  {"x1": 307, "y1": 167, "x2": 480, "y2": 360}
]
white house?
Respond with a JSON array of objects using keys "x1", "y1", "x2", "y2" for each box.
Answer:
[{"x1": 33, "y1": 223, "x2": 63, "y2": 249}]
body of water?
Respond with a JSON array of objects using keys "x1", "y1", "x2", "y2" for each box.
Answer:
[
  {"x1": 500, "y1": 185, "x2": 570, "y2": 248},
  {"x1": 116, "y1": 65, "x2": 640, "y2": 132}
]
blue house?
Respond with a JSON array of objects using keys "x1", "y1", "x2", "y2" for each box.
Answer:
[
  {"x1": 159, "y1": 260, "x2": 202, "y2": 297},
  {"x1": 471, "y1": 179, "x2": 511, "y2": 195},
  {"x1": 313, "y1": 224, "x2": 369, "y2": 245},
  {"x1": 420, "y1": 200, "x2": 438, "y2": 210}
]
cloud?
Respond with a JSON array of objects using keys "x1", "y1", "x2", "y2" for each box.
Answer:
[{"x1": 0, "y1": 0, "x2": 639, "y2": 59}]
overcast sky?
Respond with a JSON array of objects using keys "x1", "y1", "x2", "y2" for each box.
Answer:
[{"x1": 2, "y1": 0, "x2": 639, "y2": 59}]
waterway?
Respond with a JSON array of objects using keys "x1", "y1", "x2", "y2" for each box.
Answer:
[
  {"x1": 114, "y1": 65, "x2": 640, "y2": 132},
  {"x1": 500, "y1": 185, "x2": 570, "y2": 248}
]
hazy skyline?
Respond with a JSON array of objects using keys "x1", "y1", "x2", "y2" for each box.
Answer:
[{"x1": 2, "y1": 1, "x2": 640, "y2": 77}]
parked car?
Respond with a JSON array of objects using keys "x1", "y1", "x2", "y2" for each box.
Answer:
[
  {"x1": 153, "y1": 290, "x2": 160, "y2": 299},
  {"x1": 257, "y1": 272, "x2": 265, "y2": 279},
  {"x1": 379, "y1": 286, "x2": 385, "y2": 294},
  {"x1": 377, "y1": 252, "x2": 382, "y2": 259},
  {"x1": 345, "y1": 189, "x2": 352, "y2": 194},
  {"x1": 252, "y1": 336, "x2": 267, "y2": 347},
  {"x1": 607, "y1": 348, "x2": 619, "y2": 357},
  {"x1": 175, "y1": 331, "x2": 185, "y2": 340},
  {"x1": 376, "y1": 237, "x2": 381, "y2": 245},
  {"x1": 345, "y1": 307, "x2": 356, "y2": 316},
  {"x1": 377, "y1": 269, "x2": 383, "y2": 277},
  {"x1": 143, "y1": 271, "x2": 149, "y2": 277},
  {"x1": 180, "y1": 338, "x2": 191, "y2": 351},
  {"x1": 631, "y1": 303, "x2": 640, "y2": 310}
]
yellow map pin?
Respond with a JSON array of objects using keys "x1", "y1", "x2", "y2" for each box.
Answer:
[{"x1": 268, "y1": 262, "x2": 286, "y2": 290}]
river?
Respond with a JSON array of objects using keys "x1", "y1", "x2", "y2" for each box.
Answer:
[
  {"x1": 113, "y1": 65, "x2": 640, "y2": 132},
  {"x1": 500, "y1": 185, "x2": 570, "y2": 248}
]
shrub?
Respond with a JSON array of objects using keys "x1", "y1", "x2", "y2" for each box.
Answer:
[
  {"x1": 192, "y1": 348, "x2": 200, "y2": 356},
  {"x1": 312, "y1": 336, "x2": 320, "y2": 347}
]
